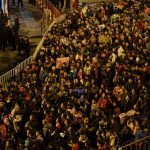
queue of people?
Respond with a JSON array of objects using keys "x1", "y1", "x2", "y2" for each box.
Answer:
[{"x1": 0, "y1": 0, "x2": 150, "y2": 150}]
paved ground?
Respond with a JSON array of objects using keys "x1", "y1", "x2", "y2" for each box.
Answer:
[{"x1": 0, "y1": 0, "x2": 43, "y2": 75}]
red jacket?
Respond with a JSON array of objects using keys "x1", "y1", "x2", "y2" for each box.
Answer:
[{"x1": 98, "y1": 97, "x2": 108, "y2": 109}]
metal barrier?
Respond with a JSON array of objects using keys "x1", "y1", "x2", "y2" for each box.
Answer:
[
  {"x1": 117, "y1": 135, "x2": 150, "y2": 150},
  {"x1": 0, "y1": 57, "x2": 32, "y2": 81}
]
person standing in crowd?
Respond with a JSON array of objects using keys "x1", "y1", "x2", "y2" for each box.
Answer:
[
  {"x1": 0, "y1": 1, "x2": 1, "y2": 9},
  {"x1": 0, "y1": 25, "x2": 7, "y2": 51},
  {"x1": 32, "y1": 0, "x2": 36, "y2": 6},
  {"x1": 12, "y1": 0, "x2": 15, "y2": 6},
  {"x1": 17, "y1": 0, "x2": 23, "y2": 8},
  {"x1": 51, "y1": 0, "x2": 59, "y2": 8},
  {"x1": 60, "y1": 0, "x2": 64, "y2": 9},
  {"x1": 72, "y1": 0, "x2": 78, "y2": 10},
  {"x1": 14, "y1": 15, "x2": 20, "y2": 38},
  {"x1": 66, "y1": 0, "x2": 70, "y2": 10},
  {"x1": 62, "y1": 0, "x2": 70, "y2": 11},
  {"x1": 5, "y1": 24, "x2": 16, "y2": 51},
  {"x1": 24, "y1": 37, "x2": 31, "y2": 58},
  {"x1": 0, "y1": 12, "x2": 19, "y2": 51},
  {"x1": 29, "y1": 0, "x2": 35, "y2": 5}
]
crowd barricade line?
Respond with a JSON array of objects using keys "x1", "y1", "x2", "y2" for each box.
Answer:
[
  {"x1": 0, "y1": 75, "x2": 2, "y2": 83},
  {"x1": 0, "y1": 75, "x2": 3, "y2": 83},
  {"x1": 117, "y1": 135, "x2": 150, "y2": 150},
  {"x1": 2, "y1": 75, "x2": 4, "y2": 83},
  {"x1": 9, "y1": 70, "x2": 12, "y2": 78}
]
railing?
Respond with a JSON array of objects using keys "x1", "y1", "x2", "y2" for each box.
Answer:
[
  {"x1": 0, "y1": 56, "x2": 33, "y2": 88},
  {"x1": 0, "y1": 14, "x2": 66, "y2": 88},
  {"x1": 117, "y1": 135, "x2": 150, "y2": 150}
]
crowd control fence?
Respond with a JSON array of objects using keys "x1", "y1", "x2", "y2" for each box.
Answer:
[{"x1": 117, "y1": 135, "x2": 150, "y2": 150}]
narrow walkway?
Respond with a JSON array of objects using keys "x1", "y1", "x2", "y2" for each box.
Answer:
[
  {"x1": 9, "y1": 1, "x2": 43, "y2": 44},
  {"x1": 0, "y1": 0, "x2": 43, "y2": 75}
]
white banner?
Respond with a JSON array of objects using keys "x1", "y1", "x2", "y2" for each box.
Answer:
[{"x1": 56, "y1": 57, "x2": 70, "y2": 69}]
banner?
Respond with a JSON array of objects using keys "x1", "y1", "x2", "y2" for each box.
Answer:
[{"x1": 56, "y1": 57, "x2": 69, "y2": 69}]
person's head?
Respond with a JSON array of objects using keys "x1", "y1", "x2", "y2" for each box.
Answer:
[
  {"x1": 126, "y1": 95, "x2": 129, "y2": 102},
  {"x1": 4, "y1": 117, "x2": 10, "y2": 126},
  {"x1": 36, "y1": 131, "x2": 40, "y2": 137},
  {"x1": 84, "y1": 117, "x2": 89, "y2": 124},
  {"x1": 102, "y1": 93, "x2": 105, "y2": 98},
  {"x1": 29, "y1": 115, "x2": 33, "y2": 121},
  {"x1": 128, "y1": 79, "x2": 132, "y2": 84},
  {"x1": 125, "y1": 42, "x2": 129, "y2": 47},
  {"x1": 79, "y1": 134, "x2": 88, "y2": 143},
  {"x1": 131, "y1": 89, "x2": 135, "y2": 94},
  {"x1": 14, "y1": 103, "x2": 20, "y2": 111}
]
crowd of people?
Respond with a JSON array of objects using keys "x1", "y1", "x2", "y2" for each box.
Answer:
[{"x1": 0, "y1": 0, "x2": 150, "y2": 150}]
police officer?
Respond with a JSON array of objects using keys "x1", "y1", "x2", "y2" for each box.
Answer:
[{"x1": 18, "y1": 0, "x2": 23, "y2": 8}]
